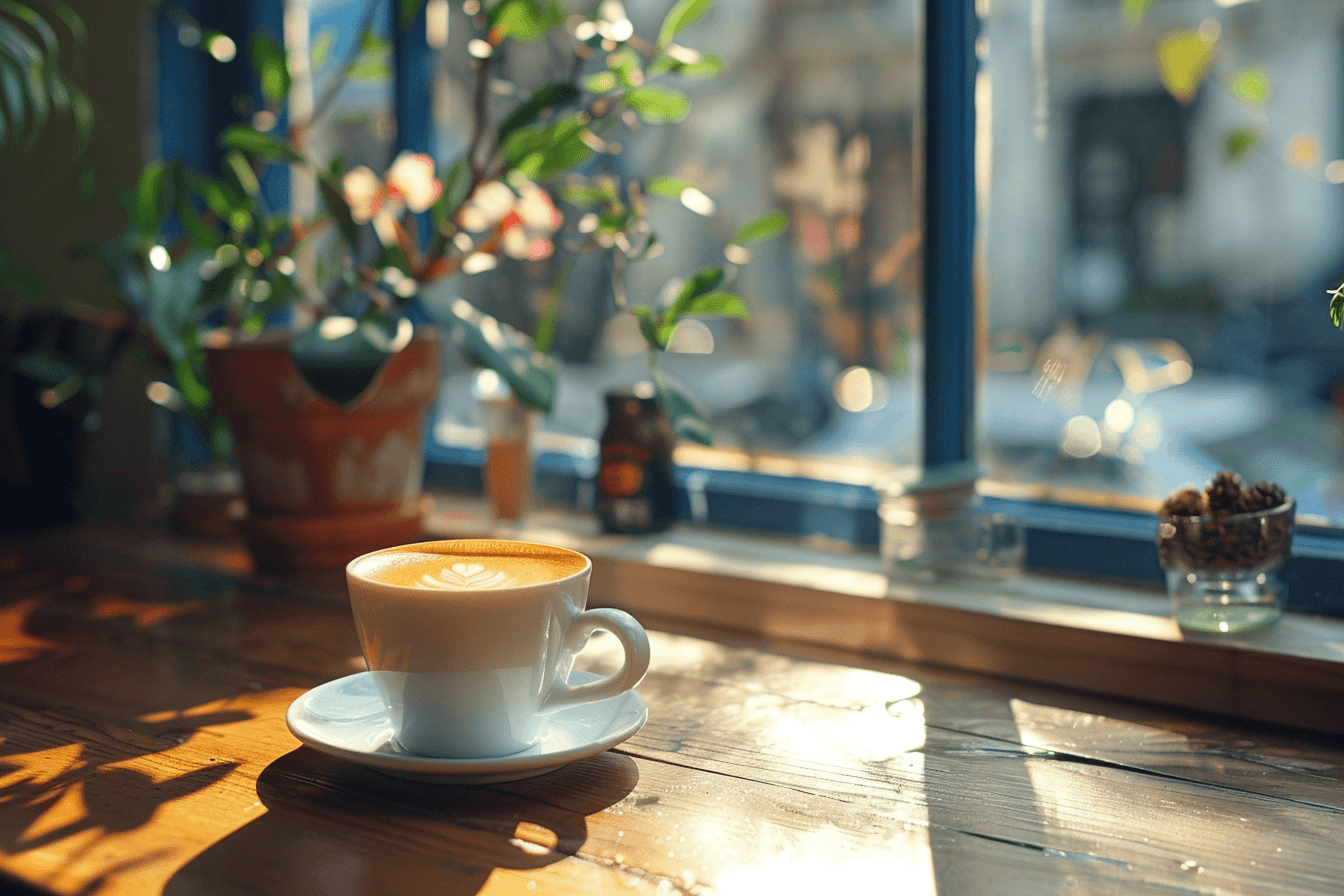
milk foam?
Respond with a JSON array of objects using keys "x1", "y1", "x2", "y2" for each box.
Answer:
[{"x1": 352, "y1": 542, "x2": 586, "y2": 589}]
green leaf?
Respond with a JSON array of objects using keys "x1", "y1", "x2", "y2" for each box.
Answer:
[
  {"x1": 350, "y1": 32, "x2": 391, "y2": 81},
  {"x1": 646, "y1": 175, "x2": 696, "y2": 199},
  {"x1": 732, "y1": 211, "x2": 788, "y2": 245},
  {"x1": 218, "y1": 123, "x2": 303, "y2": 164},
  {"x1": 497, "y1": 82, "x2": 580, "y2": 144},
  {"x1": 12, "y1": 351, "x2": 78, "y2": 388},
  {"x1": 538, "y1": 121, "x2": 592, "y2": 177},
  {"x1": 0, "y1": 58, "x2": 29, "y2": 144},
  {"x1": 665, "y1": 266, "x2": 724, "y2": 321},
  {"x1": 632, "y1": 306, "x2": 664, "y2": 350},
  {"x1": 657, "y1": 0, "x2": 713, "y2": 48},
  {"x1": 172, "y1": 351, "x2": 211, "y2": 414},
  {"x1": 432, "y1": 156, "x2": 472, "y2": 231},
  {"x1": 504, "y1": 115, "x2": 594, "y2": 180},
  {"x1": 534, "y1": 260, "x2": 573, "y2": 355},
  {"x1": 424, "y1": 298, "x2": 557, "y2": 413},
  {"x1": 656, "y1": 270, "x2": 726, "y2": 343},
  {"x1": 607, "y1": 48, "x2": 641, "y2": 89},
  {"x1": 678, "y1": 291, "x2": 748, "y2": 319},
  {"x1": 143, "y1": 248, "x2": 213, "y2": 365},
  {"x1": 488, "y1": 0, "x2": 565, "y2": 42},
  {"x1": 1222, "y1": 127, "x2": 1259, "y2": 164},
  {"x1": 133, "y1": 161, "x2": 169, "y2": 236},
  {"x1": 624, "y1": 85, "x2": 690, "y2": 123},
  {"x1": 310, "y1": 27, "x2": 336, "y2": 69},
  {"x1": 679, "y1": 54, "x2": 724, "y2": 78},
  {"x1": 585, "y1": 71, "x2": 618, "y2": 94},
  {"x1": 317, "y1": 173, "x2": 360, "y2": 248},
  {"x1": 360, "y1": 29, "x2": 388, "y2": 53},
  {"x1": 67, "y1": 81, "x2": 91, "y2": 149},
  {"x1": 1122, "y1": 0, "x2": 1156, "y2": 25},
  {"x1": 222, "y1": 149, "x2": 261, "y2": 198},
  {"x1": 195, "y1": 176, "x2": 244, "y2": 223},
  {"x1": 652, "y1": 370, "x2": 712, "y2": 445},
  {"x1": 1229, "y1": 67, "x2": 1270, "y2": 106},
  {"x1": 501, "y1": 126, "x2": 549, "y2": 172},
  {"x1": 1330, "y1": 284, "x2": 1344, "y2": 329},
  {"x1": 2, "y1": 1, "x2": 61, "y2": 57},
  {"x1": 556, "y1": 182, "x2": 620, "y2": 209},
  {"x1": 646, "y1": 50, "x2": 724, "y2": 79},
  {"x1": 398, "y1": 0, "x2": 422, "y2": 29},
  {"x1": 173, "y1": 164, "x2": 223, "y2": 251},
  {"x1": 288, "y1": 319, "x2": 395, "y2": 407},
  {"x1": 658, "y1": 289, "x2": 743, "y2": 345},
  {"x1": 249, "y1": 32, "x2": 290, "y2": 105}
]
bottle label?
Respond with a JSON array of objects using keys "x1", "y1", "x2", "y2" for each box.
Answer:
[{"x1": 599, "y1": 459, "x2": 645, "y2": 497}]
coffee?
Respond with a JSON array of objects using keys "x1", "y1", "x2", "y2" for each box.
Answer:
[{"x1": 351, "y1": 539, "x2": 587, "y2": 590}]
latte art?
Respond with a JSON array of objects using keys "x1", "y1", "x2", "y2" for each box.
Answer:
[
  {"x1": 351, "y1": 539, "x2": 588, "y2": 590},
  {"x1": 415, "y1": 562, "x2": 517, "y2": 590}
]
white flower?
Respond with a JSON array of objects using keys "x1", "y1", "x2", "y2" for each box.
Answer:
[
  {"x1": 342, "y1": 166, "x2": 384, "y2": 224},
  {"x1": 341, "y1": 152, "x2": 443, "y2": 239},
  {"x1": 457, "y1": 174, "x2": 563, "y2": 262},
  {"x1": 457, "y1": 180, "x2": 516, "y2": 233},
  {"x1": 384, "y1": 152, "x2": 442, "y2": 214}
]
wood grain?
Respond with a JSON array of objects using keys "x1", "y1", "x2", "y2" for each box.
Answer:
[{"x1": 0, "y1": 526, "x2": 1341, "y2": 895}]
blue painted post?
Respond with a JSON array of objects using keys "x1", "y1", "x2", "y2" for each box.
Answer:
[
  {"x1": 156, "y1": 0, "x2": 287, "y2": 209},
  {"x1": 393, "y1": 0, "x2": 435, "y2": 248},
  {"x1": 921, "y1": 0, "x2": 977, "y2": 476}
]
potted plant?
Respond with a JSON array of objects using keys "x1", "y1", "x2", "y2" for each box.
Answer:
[
  {"x1": 106, "y1": 0, "x2": 785, "y2": 567},
  {"x1": 1, "y1": 0, "x2": 117, "y2": 532}
]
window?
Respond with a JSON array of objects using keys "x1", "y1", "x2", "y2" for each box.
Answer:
[
  {"x1": 161, "y1": 0, "x2": 1344, "y2": 618},
  {"x1": 980, "y1": 0, "x2": 1344, "y2": 516}
]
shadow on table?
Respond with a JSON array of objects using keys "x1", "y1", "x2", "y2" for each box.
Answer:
[{"x1": 164, "y1": 746, "x2": 640, "y2": 895}]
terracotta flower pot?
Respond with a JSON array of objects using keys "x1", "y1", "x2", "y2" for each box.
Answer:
[{"x1": 203, "y1": 328, "x2": 440, "y2": 570}]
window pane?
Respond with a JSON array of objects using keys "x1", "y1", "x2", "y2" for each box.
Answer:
[
  {"x1": 297, "y1": 0, "x2": 396, "y2": 170},
  {"x1": 981, "y1": 0, "x2": 1344, "y2": 523},
  {"x1": 425, "y1": 0, "x2": 924, "y2": 478},
  {"x1": 287, "y1": 0, "x2": 397, "y2": 297}
]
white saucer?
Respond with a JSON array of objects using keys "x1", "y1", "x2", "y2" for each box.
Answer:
[{"x1": 285, "y1": 671, "x2": 648, "y2": 784}]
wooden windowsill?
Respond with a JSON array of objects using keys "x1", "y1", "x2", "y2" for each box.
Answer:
[{"x1": 424, "y1": 494, "x2": 1344, "y2": 737}]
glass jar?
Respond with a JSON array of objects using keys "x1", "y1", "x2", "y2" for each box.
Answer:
[
  {"x1": 475, "y1": 371, "x2": 534, "y2": 524},
  {"x1": 1156, "y1": 499, "x2": 1294, "y2": 633}
]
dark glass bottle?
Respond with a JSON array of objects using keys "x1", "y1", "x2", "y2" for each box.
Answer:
[{"x1": 597, "y1": 389, "x2": 677, "y2": 533}]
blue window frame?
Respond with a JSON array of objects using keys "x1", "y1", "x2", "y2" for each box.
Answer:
[{"x1": 160, "y1": 0, "x2": 1344, "y2": 619}]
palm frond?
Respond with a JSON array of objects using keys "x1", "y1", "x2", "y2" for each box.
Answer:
[{"x1": 0, "y1": 0, "x2": 90, "y2": 149}]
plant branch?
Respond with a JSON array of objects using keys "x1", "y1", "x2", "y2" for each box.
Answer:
[{"x1": 467, "y1": 54, "x2": 495, "y2": 191}]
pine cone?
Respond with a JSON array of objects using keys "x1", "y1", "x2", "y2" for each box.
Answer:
[
  {"x1": 1246, "y1": 480, "x2": 1287, "y2": 512},
  {"x1": 1204, "y1": 470, "x2": 1249, "y2": 516},
  {"x1": 1160, "y1": 487, "x2": 1205, "y2": 518}
]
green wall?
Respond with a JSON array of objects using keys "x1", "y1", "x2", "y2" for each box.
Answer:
[{"x1": 1, "y1": 0, "x2": 162, "y2": 528}]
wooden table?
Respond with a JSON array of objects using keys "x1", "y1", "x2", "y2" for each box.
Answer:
[{"x1": 2, "y1": 524, "x2": 1343, "y2": 895}]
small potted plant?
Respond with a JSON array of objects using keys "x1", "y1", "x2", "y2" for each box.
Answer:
[{"x1": 105, "y1": 0, "x2": 785, "y2": 566}]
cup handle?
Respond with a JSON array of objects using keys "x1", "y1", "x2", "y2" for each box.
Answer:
[{"x1": 542, "y1": 607, "x2": 651, "y2": 712}]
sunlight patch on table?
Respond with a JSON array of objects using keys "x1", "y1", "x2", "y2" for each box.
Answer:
[{"x1": 714, "y1": 823, "x2": 936, "y2": 896}]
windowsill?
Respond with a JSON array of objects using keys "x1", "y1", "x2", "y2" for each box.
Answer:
[{"x1": 425, "y1": 492, "x2": 1344, "y2": 737}]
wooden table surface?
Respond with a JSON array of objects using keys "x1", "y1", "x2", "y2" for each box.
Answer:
[{"x1": 1, "y1": 524, "x2": 1343, "y2": 896}]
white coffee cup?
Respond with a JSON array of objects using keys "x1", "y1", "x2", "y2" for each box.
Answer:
[{"x1": 346, "y1": 539, "x2": 650, "y2": 759}]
